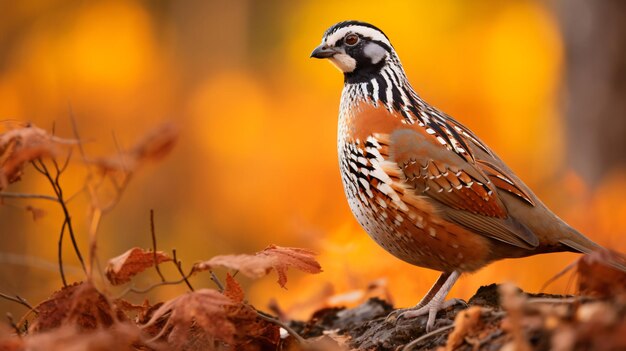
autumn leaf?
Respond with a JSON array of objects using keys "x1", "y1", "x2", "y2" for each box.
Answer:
[
  {"x1": 30, "y1": 282, "x2": 122, "y2": 333},
  {"x1": 224, "y1": 273, "x2": 244, "y2": 303},
  {"x1": 0, "y1": 124, "x2": 75, "y2": 190},
  {"x1": 193, "y1": 244, "x2": 322, "y2": 288},
  {"x1": 577, "y1": 249, "x2": 626, "y2": 298},
  {"x1": 90, "y1": 122, "x2": 178, "y2": 174},
  {"x1": 142, "y1": 289, "x2": 235, "y2": 347},
  {"x1": 105, "y1": 247, "x2": 172, "y2": 285}
]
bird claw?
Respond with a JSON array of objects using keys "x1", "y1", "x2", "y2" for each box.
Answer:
[{"x1": 387, "y1": 298, "x2": 467, "y2": 332}]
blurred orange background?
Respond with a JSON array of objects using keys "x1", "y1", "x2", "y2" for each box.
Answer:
[{"x1": 1, "y1": 0, "x2": 625, "y2": 320}]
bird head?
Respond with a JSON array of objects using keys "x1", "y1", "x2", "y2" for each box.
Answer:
[{"x1": 311, "y1": 21, "x2": 396, "y2": 81}]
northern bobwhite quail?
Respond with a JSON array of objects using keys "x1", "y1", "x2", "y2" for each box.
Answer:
[{"x1": 311, "y1": 20, "x2": 604, "y2": 332}]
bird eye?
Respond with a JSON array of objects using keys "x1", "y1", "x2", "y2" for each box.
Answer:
[{"x1": 345, "y1": 34, "x2": 359, "y2": 46}]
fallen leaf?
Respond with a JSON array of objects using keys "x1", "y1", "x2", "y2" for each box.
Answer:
[
  {"x1": 223, "y1": 302, "x2": 281, "y2": 349},
  {"x1": 143, "y1": 289, "x2": 235, "y2": 348},
  {"x1": 193, "y1": 245, "x2": 322, "y2": 288},
  {"x1": 224, "y1": 273, "x2": 244, "y2": 303},
  {"x1": 445, "y1": 306, "x2": 483, "y2": 351},
  {"x1": 0, "y1": 124, "x2": 75, "y2": 190},
  {"x1": 30, "y1": 282, "x2": 122, "y2": 332},
  {"x1": 499, "y1": 283, "x2": 532, "y2": 351},
  {"x1": 577, "y1": 249, "x2": 626, "y2": 298},
  {"x1": 131, "y1": 122, "x2": 178, "y2": 163},
  {"x1": 105, "y1": 247, "x2": 172, "y2": 285},
  {"x1": 90, "y1": 123, "x2": 178, "y2": 174}
]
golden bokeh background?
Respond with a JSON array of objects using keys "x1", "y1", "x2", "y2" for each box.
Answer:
[{"x1": 1, "y1": 0, "x2": 625, "y2": 319}]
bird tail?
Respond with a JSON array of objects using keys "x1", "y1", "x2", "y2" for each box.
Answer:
[{"x1": 559, "y1": 227, "x2": 626, "y2": 271}]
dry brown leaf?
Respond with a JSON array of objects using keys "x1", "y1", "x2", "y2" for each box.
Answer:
[
  {"x1": 131, "y1": 122, "x2": 178, "y2": 163},
  {"x1": 143, "y1": 289, "x2": 235, "y2": 348},
  {"x1": 577, "y1": 249, "x2": 626, "y2": 298},
  {"x1": 224, "y1": 273, "x2": 244, "y2": 303},
  {"x1": 90, "y1": 122, "x2": 178, "y2": 174},
  {"x1": 0, "y1": 124, "x2": 75, "y2": 190},
  {"x1": 499, "y1": 283, "x2": 532, "y2": 351},
  {"x1": 105, "y1": 247, "x2": 172, "y2": 285},
  {"x1": 30, "y1": 282, "x2": 122, "y2": 333},
  {"x1": 445, "y1": 306, "x2": 483, "y2": 351},
  {"x1": 193, "y1": 244, "x2": 322, "y2": 288},
  {"x1": 224, "y1": 303, "x2": 281, "y2": 349}
]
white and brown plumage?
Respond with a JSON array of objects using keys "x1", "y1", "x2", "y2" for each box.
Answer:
[{"x1": 311, "y1": 21, "x2": 604, "y2": 331}]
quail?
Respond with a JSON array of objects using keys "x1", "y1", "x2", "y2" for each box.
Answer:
[{"x1": 311, "y1": 21, "x2": 608, "y2": 332}]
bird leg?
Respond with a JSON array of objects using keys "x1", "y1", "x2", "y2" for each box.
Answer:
[{"x1": 388, "y1": 271, "x2": 463, "y2": 332}]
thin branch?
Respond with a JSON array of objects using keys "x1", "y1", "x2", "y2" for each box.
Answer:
[
  {"x1": 402, "y1": 324, "x2": 455, "y2": 351},
  {"x1": 58, "y1": 148, "x2": 73, "y2": 174},
  {"x1": 69, "y1": 108, "x2": 88, "y2": 162},
  {"x1": 6, "y1": 313, "x2": 21, "y2": 337},
  {"x1": 256, "y1": 309, "x2": 306, "y2": 344},
  {"x1": 210, "y1": 271, "x2": 225, "y2": 293},
  {"x1": 33, "y1": 159, "x2": 86, "y2": 273},
  {"x1": 172, "y1": 249, "x2": 194, "y2": 291},
  {"x1": 0, "y1": 293, "x2": 37, "y2": 313},
  {"x1": 119, "y1": 271, "x2": 195, "y2": 297},
  {"x1": 540, "y1": 259, "x2": 578, "y2": 292},
  {"x1": 58, "y1": 218, "x2": 68, "y2": 287},
  {"x1": 150, "y1": 210, "x2": 166, "y2": 282},
  {"x1": 86, "y1": 208, "x2": 102, "y2": 278},
  {"x1": 527, "y1": 297, "x2": 578, "y2": 305},
  {"x1": 0, "y1": 192, "x2": 59, "y2": 202}
]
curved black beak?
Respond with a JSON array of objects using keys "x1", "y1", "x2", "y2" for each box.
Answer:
[{"x1": 310, "y1": 45, "x2": 338, "y2": 59}]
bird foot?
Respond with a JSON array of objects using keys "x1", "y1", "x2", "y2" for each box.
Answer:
[{"x1": 386, "y1": 298, "x2": 467, "y2": 332}]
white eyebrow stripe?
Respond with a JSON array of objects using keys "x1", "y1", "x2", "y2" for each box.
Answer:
[{"x1": 325, "y1": 25, "x2": 391, "y2": 48}]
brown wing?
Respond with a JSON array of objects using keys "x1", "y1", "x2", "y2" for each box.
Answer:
[{"x1": 388, "y1": 128, "x2": 539, "y2": 249}]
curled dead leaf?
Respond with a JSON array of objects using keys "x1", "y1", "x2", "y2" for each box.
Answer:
[
  {"x1": 0, "y1": 124, "x2": 75, "y2": 190},
  {"x1": 90, "y1": 122, "x2": 178, "y2": 174},
  {"x1": 445, "y1": 306, "x2": 483, "y2": 351},
  {"x1": 30, "y1": 282, "x2": 121, "y2": 333},
  {"x1": 143, "y1": 289, "x2": 235, "y2": 347},
  {"x1": 193, "y1": 244, "x2": 322, "y2": 288},
  {"x1": 577, "y1": 249, "x2": 626, "y2": 298},
  {"x1": 105, "y1": 247, "x2": 172, "y2": 285}
]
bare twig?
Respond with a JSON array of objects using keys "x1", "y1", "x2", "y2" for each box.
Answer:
[
  {"x1": 402, "y1": 324, "x2": 455, "y2": 351},
  {"x1": 150, "y1": 210, "x2": 166, "y2": 282},
  {"x1": 32, "y1": 159, "x2": 86, "y2": 274},
  {"x1": 118, "y1": 271, "x2": 195, "y2": 297},
  {"x1": 6, "y1": 313, "x2": 21, "y2": 337},
  {"x1": 172, "y1": 249, "x2": 194, "y2": 291},
  {"x1": 527, "y1": 297, "x2": 578, "y2": 305},
  {"x1": 540, "y1": 259, "x2": 578, "y2": 292},
  {"x1": 57, "y1": 218, "x2": 68, "y2": 287},
  {"x1": 0, "y1": 192, "x2": 59, "y2": 202},
  {"x1": 86, "y1": 208, "x2": 102, "y2": 278},
  {"x1": 256, "y1": 309, "x2": 306, "y2": 344},
  {"x1": 210, "y1": 271, "x2": 225, "y2": 292},
  {"x1": 0, "y1": 292, "x2": 37, "y2": 313}
]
